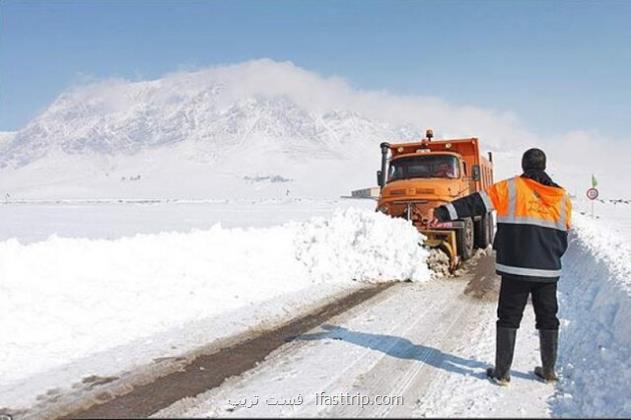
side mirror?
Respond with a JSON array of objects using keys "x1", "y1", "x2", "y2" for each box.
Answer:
[
  {"x1": 472, "y1": 165, "x2": 481, "y2": 181},
  {"x1": 377, "y1": 170, "x2": 383, "y2": 187}
]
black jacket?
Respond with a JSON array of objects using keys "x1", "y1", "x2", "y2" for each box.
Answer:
[{"x1": 435, "y1": 174, "x2": 572, "y2": 282}]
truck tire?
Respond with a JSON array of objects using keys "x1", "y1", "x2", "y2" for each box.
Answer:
[
  {"x1": 475, "y1": 212, "x2": 492, "y2": 249},
  {"x1": 457, "y1": 218, "x2": 475, "y2": 261}
]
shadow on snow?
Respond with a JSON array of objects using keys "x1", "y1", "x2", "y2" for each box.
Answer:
[{"x1": 296, "y1": 324, "x2": 531, "y2": 380}]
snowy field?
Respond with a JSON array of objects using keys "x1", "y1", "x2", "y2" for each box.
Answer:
[
  {"x1": 0, "y1": 200, "x2": 431, "y2": 411},
  {"x1": 0, "y1": 198, "x2": 376, "y2": 243},
  {"x1": 1, "y1": 198, "x2": 630, "y2": 417},
  {"x1": 574, "y1": 197, "x2": 631, "y2": 237}
]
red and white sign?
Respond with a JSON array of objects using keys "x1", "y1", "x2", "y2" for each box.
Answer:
[{"x1": 586, "y1": 188, "x2": 599, "y2": 200}]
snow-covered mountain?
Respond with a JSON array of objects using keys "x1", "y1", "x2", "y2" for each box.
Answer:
[
  {"x1": 4, "y1": 59, "x2": 623, "y2": 199},
  {"x1": 1, "y1": 84, "x2": 415, "y2": 167},
  {"x1": 0, "y1": 60, "x2": 425, "y2": 199}
]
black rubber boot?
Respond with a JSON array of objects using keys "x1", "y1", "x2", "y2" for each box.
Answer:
[
  {"x1": 486, "y1": 327, "x2": 517, "y2": 386},
  {"x1": 534, "y1": 329, "x2": 558, "y2": 382}
]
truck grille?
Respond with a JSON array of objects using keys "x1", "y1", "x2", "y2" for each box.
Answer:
[
  {"x1": 390, "y1": 188, "x2": 435, "y2": 196},
  {"x1": 390, "y1": 189, "x2": 406, "y2": 196}
]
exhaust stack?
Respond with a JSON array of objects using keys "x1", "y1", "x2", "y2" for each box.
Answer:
[{"x1": 378, "y1": 142, "x2": 390, "y2": 189}]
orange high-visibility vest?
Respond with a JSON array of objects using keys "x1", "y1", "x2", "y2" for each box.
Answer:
[
  {"x1": 484, "y1": 177, "x2": 571, "y2": 232},
  {"x1": 442, "y1": 176, "x2": 572, "y2": 280}
]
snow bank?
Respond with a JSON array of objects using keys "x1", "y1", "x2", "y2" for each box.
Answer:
[
  {"x1": 294, "y1": 208, "x2": 430, "y2": 282},
  {"x1": 555, "y1": 213, "x2": 631, "y2": 417},
  {"x1": 0, "y1": 208, "x2": 430, "y2": 398}
]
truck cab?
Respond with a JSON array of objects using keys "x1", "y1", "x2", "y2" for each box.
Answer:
[{"x1": 378, "y1": 151, "x2": 471, "y2": 220}]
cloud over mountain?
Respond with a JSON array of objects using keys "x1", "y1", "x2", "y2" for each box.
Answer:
[{"x1": 0, "y1": 59, "x2": 625, "y2": 198}]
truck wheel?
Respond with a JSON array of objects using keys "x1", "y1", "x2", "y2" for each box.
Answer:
[
  {"x1": 457, "y1": 218, "x2": 475, "y2": 261},
  {"x1": 475, "y1": 213, "x2": 491, "y2": 249}
]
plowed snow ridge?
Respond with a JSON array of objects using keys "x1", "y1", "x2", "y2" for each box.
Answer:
[{"x1": 553, "y1": 213, "x2": 631, "y2": 417}]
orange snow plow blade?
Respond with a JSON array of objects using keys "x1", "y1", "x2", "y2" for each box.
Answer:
[{"x1": 421, "y1": 229, "x2": 459, "y2": 272}]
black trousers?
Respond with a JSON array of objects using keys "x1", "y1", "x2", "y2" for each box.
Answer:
[{"x1": 497, "y1": 276, "x2": 560, "y2": 330}]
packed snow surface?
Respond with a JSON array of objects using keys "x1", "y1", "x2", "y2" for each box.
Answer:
[
  {"x1": 156, "y1": 270, "x2": 554, "y2": 419},
  {"x1": 0, "y1": 207, "x2": 431, "y2": 408}
]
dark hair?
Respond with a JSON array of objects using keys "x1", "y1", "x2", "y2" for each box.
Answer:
[{"x1": 522, "y1": 148, "x2": 546, "y2": 171}]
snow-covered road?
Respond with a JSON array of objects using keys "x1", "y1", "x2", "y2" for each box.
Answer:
[{"x1": 156, "y1": 255, "x2": 554, "y2": 418}]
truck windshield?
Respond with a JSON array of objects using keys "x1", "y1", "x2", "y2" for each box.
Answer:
[{"x1": 388, "y1": 155, "x2": 460, "y2": 182}]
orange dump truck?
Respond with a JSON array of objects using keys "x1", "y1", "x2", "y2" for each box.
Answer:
[{"x1": 376, "y1": 129, "x2": 494, "y2": 269}]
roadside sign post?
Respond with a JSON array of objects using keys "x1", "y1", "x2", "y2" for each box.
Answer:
[{"x1": 586, "y1": 187, "x2": 599, "y2": 218}]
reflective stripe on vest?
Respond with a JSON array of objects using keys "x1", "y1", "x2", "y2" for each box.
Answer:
[
  {"x1": 497, "y1": 215, "x2": 566, "y2": 230},
  {"x1": 496, "y1": 263, "x2": 562, "y2": 278},
  {"x1": 559, "y1": 194, "x2": 568, "y2": 230},
  {"x1": 445, "y1": 203, "x2": 458, "y2": 220},
  {"x1": 479, "y1": 190, "x2": 494, "y2": 212},
  {"x1": 496, "y1": 177, "x2": 568, "y2": 232},
  {"x1": 507, "y1": 177, "x2": 517, "y2": 218}
]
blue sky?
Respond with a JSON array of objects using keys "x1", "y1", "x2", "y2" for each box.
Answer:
[{"x1": 1, "y1": 0, "x2": 630, "y2": 137}]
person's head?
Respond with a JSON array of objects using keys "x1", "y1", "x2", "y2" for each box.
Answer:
[
  {"x1": 522, "y1": 148, "x2": 546, "y2": 172},
  {"x1": 436, "y1": 161, "x2": 449, "y2": 173}
]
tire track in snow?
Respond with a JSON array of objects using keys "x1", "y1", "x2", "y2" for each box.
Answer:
[
  {"x1": 324, "y1": 279, "x2": 479, "y2": 418},
  {"x1": 51, "y1": 283, "x2": 394, "y2": 419},
  {"x1": 159, "y1": 272, "x2": 485, "y2": 418},
  {"x1": 156, "y1": 283, "x2": 442, "y2": 418}
]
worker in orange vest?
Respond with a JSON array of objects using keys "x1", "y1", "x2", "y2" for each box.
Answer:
[{"x1": 433, "y1": 148, "x2": 572, "y2": 386}]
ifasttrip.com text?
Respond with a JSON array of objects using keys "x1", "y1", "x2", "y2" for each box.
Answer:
[{"x1": 228, "y1": 392, "x2": 404, "y2": 408}]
